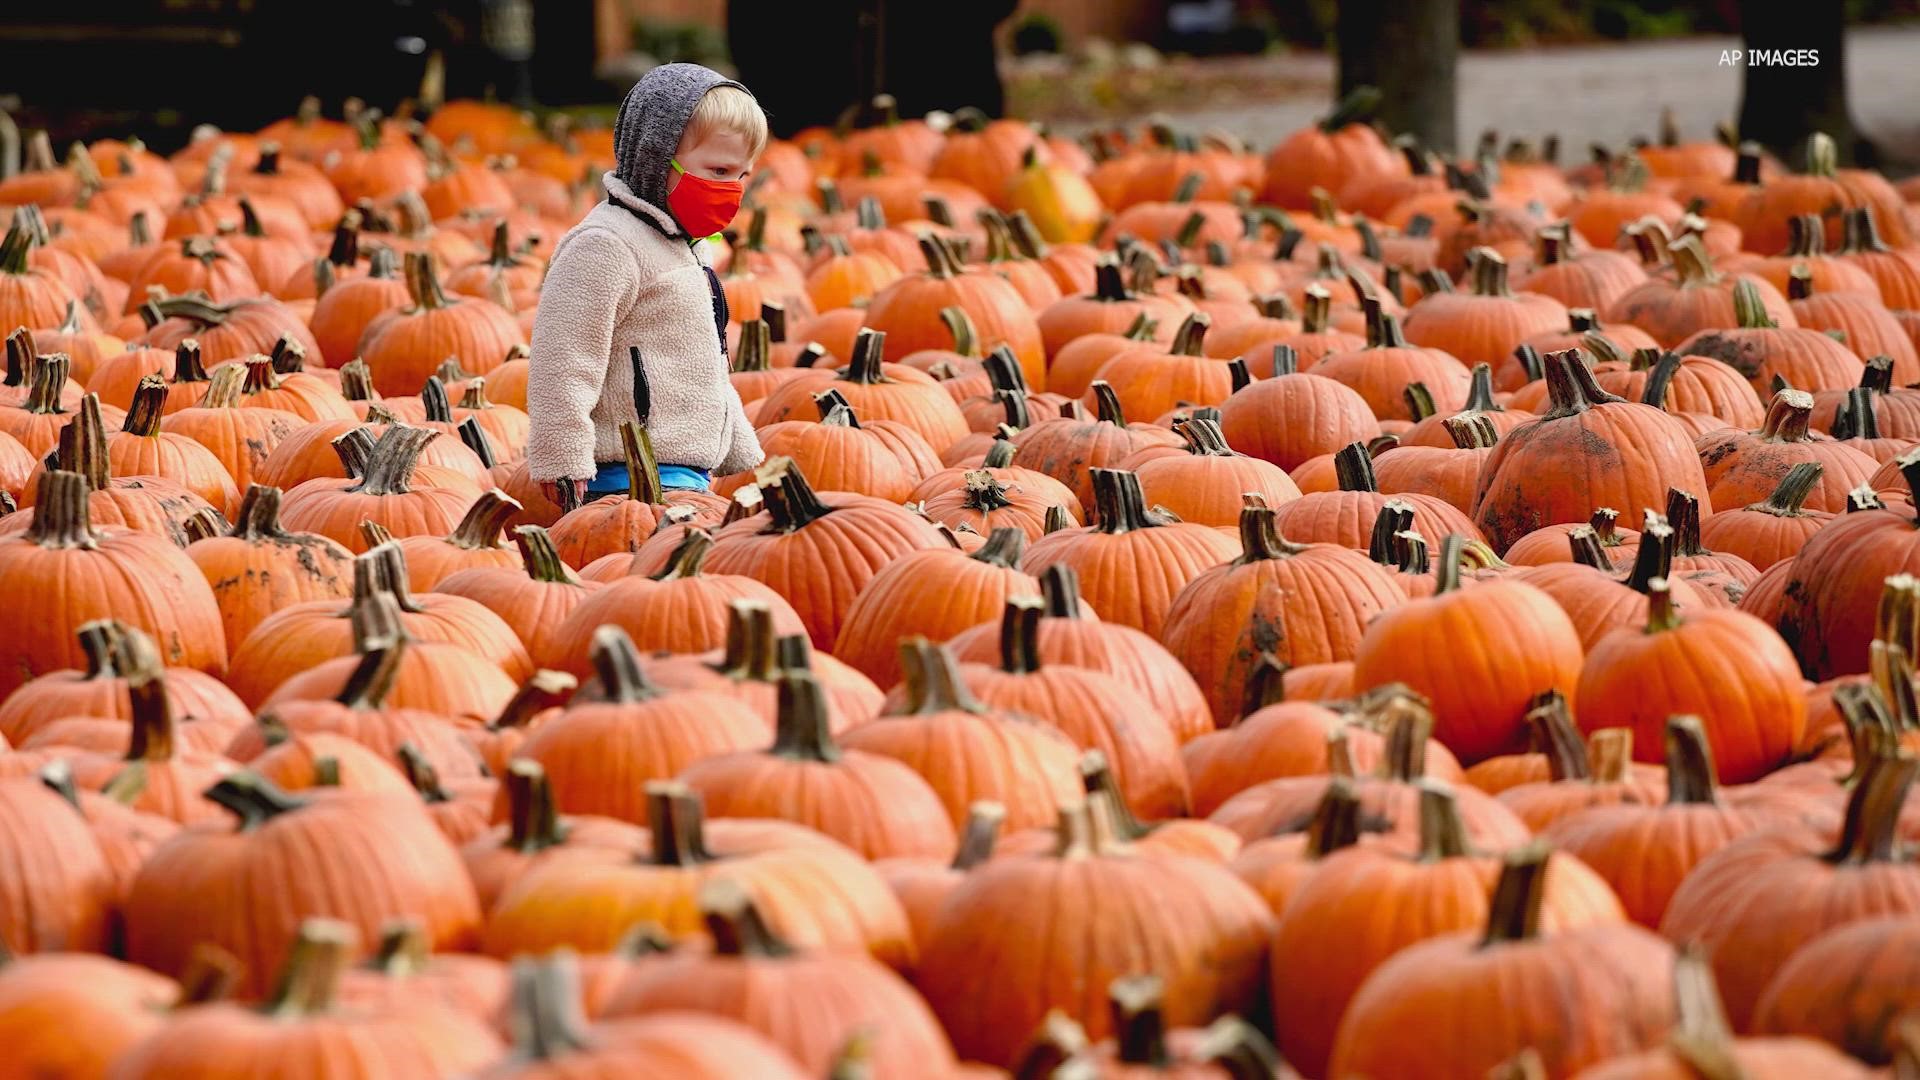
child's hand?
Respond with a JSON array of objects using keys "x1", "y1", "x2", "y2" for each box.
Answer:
[{"x1": 541, "y1": 478, "x2": 588, "y2": 509}]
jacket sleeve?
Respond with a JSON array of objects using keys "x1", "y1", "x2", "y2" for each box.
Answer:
[
  {"x1": 716, "y1": 385, "x2": 766, "y2": 476},
  {"x1": 523, "y1": 228, "x2": 634, "y2": 483}
]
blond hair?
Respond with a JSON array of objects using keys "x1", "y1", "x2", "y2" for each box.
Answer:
[{"x1": 682, "y1": 85, "x2": 769, "y2": 161}]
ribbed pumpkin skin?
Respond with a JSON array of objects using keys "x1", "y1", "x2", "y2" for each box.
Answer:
[
  {"x1": 512, "y1": 694, "x2": 769, "y2": 826},
  {"x1": 0, "y1": 778, "x2": 115, "y2": 955},
  {"x1": 946, "y1": 608, "x2": 1215, "y2": 743},
  {"x1": 832, "y1": 546, "x2": 1039, "y2": 689},
  {"x1": 1576, "y1": 607, "x2": 1806, "y2": 784},
  {"x1": 0, "y1": 952, "x2": 178, "y2": 1077},
  {"x1": 0, "y1": 510, "x2": 229, "y2": 699},
  {"x1": 1328, "y1": 921, "x2": 1675, "y2": 1079},
  {"x1": 1020, "y1": 522, "x2": 1236, "y2": 639},
  {"x1": 602, "y1": 946, "x2": 955, "y2": 1079},
  {"x1": 1660, "y1": 818, "x2": 1920, "y2": 1031},
  {"x1": 704, "y1": 480, "x2": 949, "y2": 652},
  {"x1": 1752, "y1": 916, "x2": 1920, "y2": 1066},
  {"x1": 1354, "y1": 577, "x2": 1585, "y2": 763},
  {"x1": 915, "y1": 837, "x2": 1275, "y2": 1068},
  {"x1": 1472, "y1": 357, "x2": 1712, "y2": 554},
  {"x1": 1777, "y1": 505, "x2": 1920, "y2": 679},
  {"x1": 122, "y1": 788, "x2": 482, "y2": 999},
  {"x1": 1162, "y1": 533, "x2": 1402, "y2": 724},
  {"x1": 1217, "y1": 372, "x2": 1378, "y2": 472},
  {"x1": 1273, "y1": 847, "x2": 1626, "y2": 1077},
  {"x1": 1546, "y1": 801, "x2": 1796, "y2": 931},
  {"x1": 864, "y1": 260, "x2": 1047, "y2": 390}
]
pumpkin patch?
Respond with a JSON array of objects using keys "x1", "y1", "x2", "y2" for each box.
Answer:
[{"x1": 6, "y1": 85, "x2": 1920, "y2": 1079}]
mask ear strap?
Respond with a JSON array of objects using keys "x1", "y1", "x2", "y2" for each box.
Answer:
[{"x1": 669, "y1": 158, "x2": 687, "y2": 175}]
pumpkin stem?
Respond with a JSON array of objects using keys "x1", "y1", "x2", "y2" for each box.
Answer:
[
  {"x1": 1403, "y1": 383, "x2": 1437, "y2": 422},
  {"x1": 1583, "y1": 728, "x2": 1634, "y2": 784},
  {"x1": 769, "y1": 670, "x2": 841, "y2": 763},
  {"x1": 1459, "y1": 363, "x2": 1503, "y2": 414},
  {"x1": 349, "y1": 424, "x2": 438, "y2": 496},
  {"x1": 504, "y1": 954, "x2": 594, "y2": 1060},
  {"x1": 337, "y1": 359, "x2": 378, "y2": 404},
  {"x1": 1415, "y1": 781, "x2": 1473, "y2": 861},
  {"x1": 970, "y1": 526, "x2": 1026, "y2": 569},
  {"x1": 1523, "y1": 691, "x2": 1590, "y2": 780},
  {"x1": 1665, "y1": 488, "x2": 1709, "y2": 557},
  {"x1": 122, "y1": 375, "x2": 169, "y2": 437},
  {"x1": 1167, "y1": 313, "x2": 1211, "y2": 357},
  {"x1": 418, "y1": 375, "x2": 455, "y2": 424},
  {"x1": 1664, "y1": 715, "x2": 1720, "y2": 804},
  {"x1": 1894, "y1": 445, "x2": 1920, "y2": 524},
  {"x1": 1038, "y1": 564, "x2": 1084, "y2": 618},
  {"x1": 952, "y1": 801, "x2": 1006, "y2": 870},
  {"x1": 1081, "y1": 750, "x2": 1151, "y2": 843},
  {"x1": 262, "y1": 919, "x2": 354, "y2": 1018},
  {"x1": 1051, "y1": 800, "x2": 1096, "y2": 859},
  {"x1": 1235, "y1": 500, "x2": 1308, "y2": 562},
  {"x1": 1303, "y1": 774, "x2": 1364, "y2": 855},
  {"x1": 1375, "y1": 693, "x2": 1436, "y2": 780},
  {"x1": 442, "y1": 489, "x2": 519, "y2": 551},
  {"x1": 1431, "y1": 533, "x2": 1468, "y2": 594},
  {"x1": 115, "y1": 630, "x2": 176, "y2": 763},
  {"x1": 840, "y1": 328, "x2": 889, "y2": 386},
  {"x1": 1089, "y1": 381, "x2": 1127, "y2": 427},
  {"x1": 490, "y1": 670, "x2": 577, "y2": 734},
  {"x1": 1442, "y1": 413, "x2": 1499, "y2": 450},
  {"x1": 642, "y1": 781, "x2": 712, "y2": 867},
  {"x1": 496, "y1": 759, "x2": 572, "y2": 853},
  {"x1": 646, "y1": 527, "x2": 713, "y2": 584},
  {"x1": 1468, "y1": 248, "x2": 1512, "y2": 296},
  {"x1": 508, "y1": 525, "x2": 580, "y2": 585},
  {"x1": 698, "y1": 877, "x2": 794, "y2": 959},
  {"x1": 1176, "y1": 417, "x2": 1236, "y2": 457},
  {"x1": 22, "y1": 351, "x2": 72, "y2": 416},
  {"x1": 51, "y1": 392, "x2": 113, "y2": 490},
  {"x1": 1828, "y1": 752, "x2": 1919, "y2": 865},
  {"x1": 1367, "y1": 501, "x2": 1417, "y2": 567},
  {"x1": 1361, "y1": 297, "x2": 1411, "y2": 349},
  {"x1": 1043, "y1": 504, "x2": 1075, "y2": 534},
  {"x1": 1832, "y1": 387, "x2": 1881, "y2": 442},
  {"x1": 997, "y1": 596, "x2": 1046, "y2": 676},
  {"x1": 1107, "y1": 975, "x2": 1172, "y2": 1067},
  {"x1": 75, "y1": 619, "x2": 129, "y2": 679},
  {"x1": 894, "y1": 637, "x2": 989, "y2": 716},
  {"x1": 1239, "y1": 652, "x2": 1289, "y2": 719},
  {"x1": 708, "y1": 599, "x2": 777, "y2": 681},
  {"x1": 588, "y1": 626, "x2": 661, "y2": 706},
  {"x1": 2, "y1": 327, "x2": 35, "y2": 389},
  {"x1": 1089, "y1": 469, "x2": 1161, "y2": 535},
  {"x1": 1540, "y1": 346, "x2": 1627, "y2": 419},
  {"x1": 960, "y1": 469, "x2": 1016, "y2": 514},
  {"x1": 24, "y1": 470, "x2": 98, "y2": 550},
  {"x1": 1618, "y1": 519, "x2": 1674, "y2": 593},
  {"x1": 1666, "y1": 945, "x2": 1743, "y2": 1077},
  {"x1": 1333, "y1": 441, "x2": 1379, "y2": 493},
  {"x1": 403, "y1": 251, "x2": 451, "y2": 311},
  {"x1": 1638, "y1": 351, "x2": 1685, "y2": 409},
  {"x1": 205, "y1": 771, "x2": 308, "y2": 832},
  {"x1": 1298, "y1": 284, "x2": 1333, "y2": 334},
  {"x1": 1639, "y1": 575, "x2": 1683, "y2": 633},
  {"x1": 755, "y1": 457, "x2": 834, "y2": 532},
  {"x1": 1756, "y1": 388, "x2": 1814, "y2": 442},
  {"x1": 1481, "y1": 843, "x2": 1553, "y2": 946},
  {"x1": 1758, "y1": 461, "x2": 1823, "y2": 516}
]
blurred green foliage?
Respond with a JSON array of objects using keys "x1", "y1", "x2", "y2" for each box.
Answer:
[
  {"x1": 631, "y1": 20, "x2": 729, "y2": 66},
  {"x1": 1270, "y1": 0, "x2": 1917, "y2": 50}
]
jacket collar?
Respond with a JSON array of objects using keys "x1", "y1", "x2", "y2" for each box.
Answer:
[{"x1": 603, "y1": 173, "x2": 685, "y2": 239}]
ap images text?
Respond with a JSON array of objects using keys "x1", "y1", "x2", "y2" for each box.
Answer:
[{"x1": 1719, "y1": 49, "x2": 1821, "y2": 66}]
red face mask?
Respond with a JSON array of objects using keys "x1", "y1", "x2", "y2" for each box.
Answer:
[{"x1": 666, "y1": 158, "x2": 744, "y2": 239}]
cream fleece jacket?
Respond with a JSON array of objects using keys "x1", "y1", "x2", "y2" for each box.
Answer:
[{"x1": 524, "y1": 173, "x2": 763, "y2": 483}]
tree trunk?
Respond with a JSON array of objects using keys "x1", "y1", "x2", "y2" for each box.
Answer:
[
  {"x1": 1736, "y1": 3, "x2": 1870, "y2": 166},
  {"x1": 1338, "y1": 0, "x2": 1459, "y2": 153}
]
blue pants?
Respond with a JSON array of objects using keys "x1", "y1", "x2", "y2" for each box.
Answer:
[{"x1": 587, "y1": 461, "x2": 711, "y2": 495}]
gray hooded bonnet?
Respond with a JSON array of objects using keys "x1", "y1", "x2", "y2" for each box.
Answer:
[{"x1": 611, "y1": 62, "x2": 756, "y2": 210}]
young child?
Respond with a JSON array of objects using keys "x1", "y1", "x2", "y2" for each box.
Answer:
[{"x1": 526, "y1": 63, "x2": 767, "y2": 506}]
